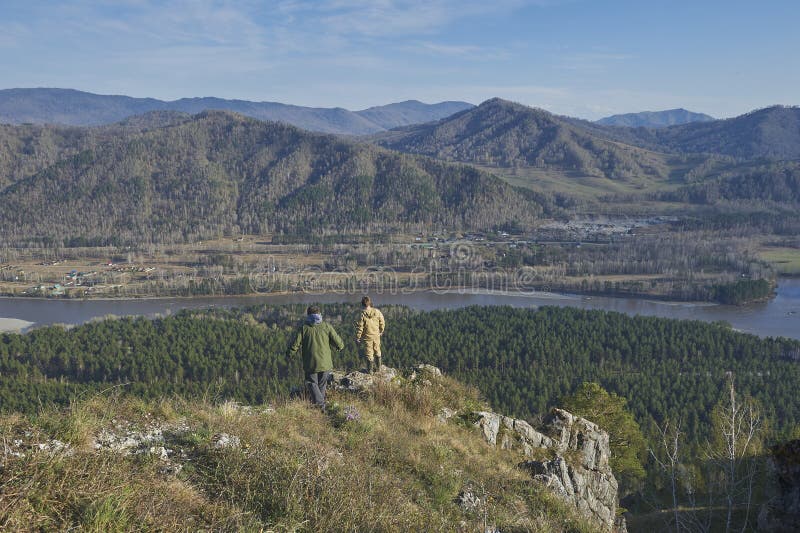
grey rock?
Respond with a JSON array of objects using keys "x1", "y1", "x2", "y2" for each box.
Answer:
[
  {"x1": 472, "y1": 412, "x2": 553, "y2": 452},
  {"x1": 93, "y1": 426, "x2": 166, "y2": 454},
  {"x1": 146, "y1": 446, "x2": 171, "y2": 461},
  {"x1": 473, "y1": 406, "x2": 622, "y2": 532},
  {"x1": 212, "y1": 433, "x2": 241, "y2": 449},
  {"x1": 414, "y1": 364, "x2": 442, "y2": 377},
  {"x1": 474, "y1": 411, "x2": 502, "y2": 446},
  {"x1": 158, "y1": 462, "x2": 183, "y2": 476},
  {"x1": 35, "y1": 439, "x2": 73, "y2": 457},
  {"x1": 331, "y1": 366, "x2": 399, "y2": 393},
  {"x1": 455, "y1": 488, "x2": 485, "y2": 512},
  {"x1": 436, "y1": 407, "x2": 457, "y2": 424},
  {"x1": 542, "y1": 408, "x2": 610, "y2": 471}
]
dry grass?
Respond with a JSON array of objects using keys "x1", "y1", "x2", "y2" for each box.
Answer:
[{"x1": 1, "y1": 373, "x2": 599, "y2": 532}]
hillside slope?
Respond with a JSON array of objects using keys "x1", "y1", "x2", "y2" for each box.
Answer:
[
  {"x1": 0, "y1": 88, "x2": 471, "y2": 135},
  {"x1": 0, "y1": 366, "x2": 606, "y2": 532},
  {"x1": 0, "y1": 111, "x2": 190, "y2": 191},
  {"x1": 0, "y1": 111, "x2": 541, "y2": 244},
  {"x1": 646, "y1": 105, "x2": 800, "y2": 160},
  {"x1": 579, "y1": 106, "x2": 800, "y2": 161},
  {"x1": 372, "y1": 98, "x2": 671, "y2": 181}
]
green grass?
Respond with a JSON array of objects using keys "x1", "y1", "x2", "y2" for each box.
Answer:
[
  {"x1": 474, "y1": 164, "x2": 686, "y2": 199},
  {"x1": 759, "y1": 247, "x2": 800, "y2": 275}
]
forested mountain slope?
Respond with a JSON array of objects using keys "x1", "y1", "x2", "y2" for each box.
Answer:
[
  {"x1": 0, "y1": 111, "x2": 190, "y2": 191},
  {"x1": 371, "y1": 98, "x2": 671, "y2": 180},
  {"x1": 656, "y1": 161, "x2": 800, "y2": 205},
  {"x1": 0, "y1": 111, "x2": 540, "y2": 245},
  {"x1": 0, "y1": 88, "x2": 473, "y2": 135},
  {"x1": 577, "y1": 105, "x2": 800, "y2": 161},
  {"x1": 647, "y1": 105, "x2": 800, "y2": 160}
]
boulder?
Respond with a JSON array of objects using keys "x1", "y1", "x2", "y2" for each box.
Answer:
[
  {"x1": 455, "y1": 487, "x2": 485, "y2": 512},
  {"x1": 472, "y1": 411, "x2": 553, "y2": 452},
  {"x1": 331, "y1": 366, "x2": 399, "y2": 393},
  {"x1": 436, "y1": 407, "x2": 457, "y2": 424},
  {"x1": 213, "y1": 433, "x2": 241, "y2": 449}
]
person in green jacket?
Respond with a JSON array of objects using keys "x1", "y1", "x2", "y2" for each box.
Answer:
[{"x1": 287, "y1": 305, "x2": 344, "y2": 410}]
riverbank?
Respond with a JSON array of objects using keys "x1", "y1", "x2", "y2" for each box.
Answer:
[
  {"x1": 0, "y1": 283, "x2": 743, "y2": 305},
  {"x1": 0, "y1": 318, "x2": 35, "y2": 333}
]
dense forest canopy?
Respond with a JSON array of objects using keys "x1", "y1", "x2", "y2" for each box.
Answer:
[{"x1": 3, "y1": 304, "x2": 798, "y2": 450}]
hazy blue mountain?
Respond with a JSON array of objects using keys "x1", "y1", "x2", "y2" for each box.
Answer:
[
  {"x1": 0, "y1": 88, "x2": 471, "y2": 135},
  {"x1": 355, "y1": 100, "x2": 473, "y2": 129},
  {"x1": 596, "y1": 108, "x2": 714, "y2": 128}
]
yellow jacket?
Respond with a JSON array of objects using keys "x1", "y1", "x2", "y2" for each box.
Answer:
[{"x1": 356, "y1": 307, "x2": 385, "y2": 340}]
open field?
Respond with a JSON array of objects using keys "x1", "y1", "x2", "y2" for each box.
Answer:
[
  {"x1": 758, "y1": 246, "x2": 800, "y2": 275},
  {"x1": 0, "y1": 220, "x2": 778, "y2": 304},
  {"x1": 474, "y1": 160, "x2": 689, "y2": 200}
]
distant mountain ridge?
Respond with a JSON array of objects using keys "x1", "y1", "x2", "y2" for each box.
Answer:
[
  {"x1": 0, "y1": 88, "x2": 474, "y2": 135},
  {"x1": 372, "y1": 97, "x2": 671, "y2": 180},
  {"x1": 374, "y1": 99, "x2": 800, "y2": 184},
  {"x1": 583, "y1": 105, "x2": 800, "y2": 161},
  {"x1": 596, "y1": 108, "x2": 714, "y2": 128}
]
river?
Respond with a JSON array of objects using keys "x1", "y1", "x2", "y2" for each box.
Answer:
[{"x1": 1, "y1": 278, "x2": 799, "y2": 340}]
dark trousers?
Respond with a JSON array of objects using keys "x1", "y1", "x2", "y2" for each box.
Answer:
[{"x1": 305, "y1": 371, "x2": 331, "y2": 408}]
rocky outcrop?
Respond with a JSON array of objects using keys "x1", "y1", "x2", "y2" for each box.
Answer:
[
  {"x1": 330, "y1": 365, "x2": 399, "y2": 392},
  {"x1": 473, "y1": 408, "x2": 623, "y2": 532},
  {"x1": 759, "y1": 439, "x2": 800, "y2": 532},
  {"x1": 331, "y1": 363, "x2": 624, "y2": 532},
  {"x1": 333, "y1": 364, "x2": 623, "y2": 531}
]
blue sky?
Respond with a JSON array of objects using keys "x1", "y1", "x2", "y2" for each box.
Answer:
[{"x1": 1, "y1": 0, "x2": 798, "y2": 119}]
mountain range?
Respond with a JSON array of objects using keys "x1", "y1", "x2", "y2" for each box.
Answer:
[
  {"x1": 371, "y1": 98, "x2": 674, "y2": 181},
  {"x1": 0, "y1": 111, "x2": 540, "y2": 245},
  {"x1": 0, "y1": 88, "x2": 473, "y2": 135},
  {"x1": 373, "y1": 99, "x2": 800, "y2": 173},
  {"x1": 596, "y1": 108, "x2": 714, "y2": 128},
  {"x1": 2, "y1": 91, "x2": 800, "y2": 246}
]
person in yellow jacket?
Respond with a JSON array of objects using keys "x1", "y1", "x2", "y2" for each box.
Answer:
[{"x1": 355, "y1": 296, "x2": 385, "y2": 373}]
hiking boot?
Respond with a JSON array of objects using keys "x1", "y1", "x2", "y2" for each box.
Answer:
[
  {"x1": 376, "y1": 356, "x2": 382, "y2": 372},
  {"x1": 368, "y1": 360, "x2": 375, "y2": 374}
]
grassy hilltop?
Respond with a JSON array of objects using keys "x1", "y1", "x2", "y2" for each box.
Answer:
[{"x1": 0, "y1": 369, "x2": 597, "y2": 532}]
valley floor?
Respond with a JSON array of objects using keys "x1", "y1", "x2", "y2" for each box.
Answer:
[{"x1": 0, "y1": 226, "x2": 788, "y2": 304}]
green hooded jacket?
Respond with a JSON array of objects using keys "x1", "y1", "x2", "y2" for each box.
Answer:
[{"x1": 287, "y1": 320, "x2": 345, "y2": 374}]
